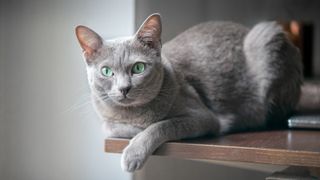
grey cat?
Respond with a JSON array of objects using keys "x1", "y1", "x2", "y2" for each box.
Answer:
[{"x1": 75, "y1": 13, "x2": 302, "y2": 172}]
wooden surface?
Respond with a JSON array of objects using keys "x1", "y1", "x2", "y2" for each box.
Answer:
[{"x1": 105, "y1": 130, "x2": 320, "y2": 167}]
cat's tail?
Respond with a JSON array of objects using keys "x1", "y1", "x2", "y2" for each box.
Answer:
[{"x1": 244, "y1": 21, "x2": 302, "y2": 123}]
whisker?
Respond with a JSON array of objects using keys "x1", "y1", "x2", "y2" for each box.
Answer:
[
  {"x1": 63, "y1": 100, "x2": 92, "y2": 113},
  {"x1": 63, "y1": 92, "x2": 92, "y2": 113}
]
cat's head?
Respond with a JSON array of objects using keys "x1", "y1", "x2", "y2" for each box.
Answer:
[{"x1": 75, "y1": 14, "x2": 163, "y2": 107}]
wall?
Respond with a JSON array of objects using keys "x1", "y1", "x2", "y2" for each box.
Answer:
[
  {"x1": 1, "y1": 0, "x2": 134, "y2": 179},
  {"x1": 0, "y1": 0, "x2": 6, "y2": 178},
  {"x1": 135, "y1": 0, "x2": 206, "y2": 42}
]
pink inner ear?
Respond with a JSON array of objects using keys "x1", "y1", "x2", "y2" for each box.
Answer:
[
  {"x1": 76, "y1": 26, "x2": 102, "y2": 56},
  {"x1": 144, "y1": 19, "x2": 161, "y2": 37},
  {"x1": 137, "y1": 15, "x2": 162, "y2": 48}
]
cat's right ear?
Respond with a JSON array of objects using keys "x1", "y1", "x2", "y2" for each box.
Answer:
[
  {"x1": 135, "y1": 13, "x2": 162, "y2": 50},
  {"x1": 75, "y1": 25, "x2": 103, "y2": 63}
]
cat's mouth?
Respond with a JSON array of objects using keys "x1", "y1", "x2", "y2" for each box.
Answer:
[
  {"x1": 118, "y1": 96, "x2": 131, "y2": 102},
  {"x1": 107, "y1": 92, "x2": 147, "y2": 107}
]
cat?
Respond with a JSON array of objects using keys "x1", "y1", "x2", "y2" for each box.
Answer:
[{"x1": 75, "y1": 13, "x2": 302, "y2": 172}]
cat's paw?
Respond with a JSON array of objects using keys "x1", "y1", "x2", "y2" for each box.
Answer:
[{"x1": 121, "y1": 144, "x2": 148, "y2": 172}]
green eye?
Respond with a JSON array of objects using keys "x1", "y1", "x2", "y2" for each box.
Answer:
[
  {"x1": 132, "y1": 62, "x2": 145, "y2": 74},
  {"x1": 101, "y1": 66, "x2": 113, "y2": 77}
]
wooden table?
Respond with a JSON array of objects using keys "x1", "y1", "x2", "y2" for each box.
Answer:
[{"x1": 105, "y1": 130, "x2": 320, "y2": 179}]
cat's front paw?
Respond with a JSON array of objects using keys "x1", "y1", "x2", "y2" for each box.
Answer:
[{"x1": 121, "y1": 144, "x2": 148, "y2": 172}]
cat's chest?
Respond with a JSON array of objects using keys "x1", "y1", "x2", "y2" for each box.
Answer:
[
  {"x1": 102, "y1": 121, "x2": 143, "y2": 138},
  {"x1": 103, "y1": 108, "x2": 155, "y2": 127},
  {"x1": 94, "y1": 99, "x2": 164, "y2": 128}
]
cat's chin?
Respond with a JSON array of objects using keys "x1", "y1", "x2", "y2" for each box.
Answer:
[{"x1": 112, "y1": 97, "x2": 143, "y2": 107}]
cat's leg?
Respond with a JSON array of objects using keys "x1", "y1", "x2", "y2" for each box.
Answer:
[{"x1": 121, "y1": 115, "x2": 220, "y2": 172}]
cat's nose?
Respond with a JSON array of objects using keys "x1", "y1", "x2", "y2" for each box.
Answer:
[{"x1": 119, "y1": 86, "x2": 131, "y2": 97}]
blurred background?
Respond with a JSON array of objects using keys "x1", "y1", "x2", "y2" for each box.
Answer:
[
  {"x1": 0, "y1": 0, "x2": 319, "y2": 180},
  {"x1": 0, "y1": 0, "x2": 134, "y2": 179}
]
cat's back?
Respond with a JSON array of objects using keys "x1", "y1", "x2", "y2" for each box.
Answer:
[
  {"x1": 162, "y1": 21, "x2": 253, "y2": 112},
  {"x1": 162, "y1": 21, "x2": 249, "y2": 79}
]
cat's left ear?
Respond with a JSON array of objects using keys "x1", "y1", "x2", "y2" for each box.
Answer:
[{"x1": 135, "y1": 13, "x2": 162, "y2": 49}]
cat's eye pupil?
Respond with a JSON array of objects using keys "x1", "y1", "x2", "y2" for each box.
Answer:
[
  {"x1": 132, "y1": 63, "x2": 145, "y2": 74},
  {"x1": 101, "y1": 67, "x2": 113, "y2": 77}
]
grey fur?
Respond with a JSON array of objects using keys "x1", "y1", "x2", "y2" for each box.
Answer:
[{"x1": 75, "y1": 14, "x2": 302, "y2": 172}]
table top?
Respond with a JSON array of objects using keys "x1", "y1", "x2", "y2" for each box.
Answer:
[{"x1": 105, "y1": 130, "x2": 320, "y2": 167}]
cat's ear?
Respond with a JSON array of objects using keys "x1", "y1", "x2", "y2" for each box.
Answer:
[
  {"x1": 75, "y1": 25, "x2": 103, "y2": 63},
  {"x1": 135, "y1": 13, "x2": 162, "y2": 49}
]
